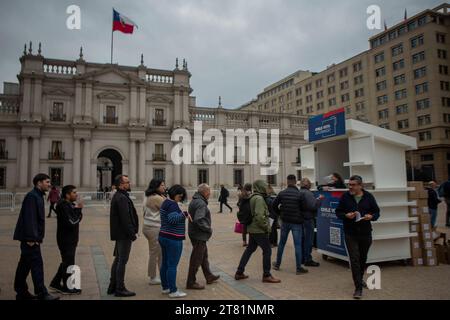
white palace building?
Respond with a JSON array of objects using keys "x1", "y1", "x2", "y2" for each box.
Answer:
[{"x1": 0, "y1": 43, "x2": 308, "y2": 191}]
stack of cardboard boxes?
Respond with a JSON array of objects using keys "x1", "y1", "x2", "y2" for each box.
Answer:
[{"x1": 407, "y1": 181, "x2": 438, "y2": 266}]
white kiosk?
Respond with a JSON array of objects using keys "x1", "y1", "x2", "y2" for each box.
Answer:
[{"x1": 300, "y1": 118, "x2": 418, "y2": 263}]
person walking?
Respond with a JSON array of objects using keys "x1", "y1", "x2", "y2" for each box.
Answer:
[
  {"x1": 186, "y1": 184, "x2": 220, "y2": 290},
  {"x1": 218, "y1": 184, "x2": 232, "y2": 213},
  {"x1": 235, "y1": 180, "x2": 280, "y2": 284},
  {"x1": 299, "y1": 178, "x2": 323, "y2": 267},
  {"x1": 142, "y1": 179, "x2": 166, "y2": 286},
  {"x1": 107, "y1": 175, "x2": 139, "y2": 297},
  {"x1": 47, "y1": 186, "x2": 60, "y2": 218},
  {"x1": 13, "y1": 173, "x2": 59, "y2": 300},
  {"x1": 266, "y1": 185, "x2": 279, "y2": 248},
  {"x1": 336, "y1": 175, "x2": 380, "y2": 299},
  {"x1": 49, "y1": 185, "x2": 83, "y2": 295},
  {"x1": 159, "y1": 185, "x2": 189, "y2": 298},
  {"x1": 237, "y1": 183, "x2": 252, "y2": 247},
  {"x1": 426, "y1": 181, "x2": 441, "y2": 229},
  {"x1": 271, "y1": 175, "x2": 309, "y2": 275},
  {"x1": 438, "y1": 179, "x2": 450, "y2": 227}
]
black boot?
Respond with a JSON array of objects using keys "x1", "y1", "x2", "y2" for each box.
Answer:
[{"x1": 114, "y1": 287, "x2": 136, "y2": 297}]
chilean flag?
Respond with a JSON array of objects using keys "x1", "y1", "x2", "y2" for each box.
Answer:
[{"x1": 112, "y1": 9, "x2": 137, "y2": 34}]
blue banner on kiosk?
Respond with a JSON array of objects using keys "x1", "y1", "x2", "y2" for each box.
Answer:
[
  {"x1": 308, "y1": 108, "x2": 346, "y2": 142},
  {"x1": 314, "y1": 190, "x2": 347, "y2": 257}
]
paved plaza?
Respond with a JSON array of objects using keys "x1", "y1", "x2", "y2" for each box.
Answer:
[{"x1": 0, "y1": 200, "x2": 450, "y2": 300}]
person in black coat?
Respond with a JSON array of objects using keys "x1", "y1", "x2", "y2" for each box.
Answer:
[
  {"x1": 13, "y1": 173, "x2": 59, "y2": 300},
  {"x1": 218, "y1": 185, "x2": 232, "y2": 213},
  {"x1": 107, "y1": 175, "x2": 139, "y2": 297},
  {"x1": 336, "y1": 175, "x2": 380, "y2": 299},
  {"x1": 49, "y1": 185, "x2": 83, "y2": 295}
]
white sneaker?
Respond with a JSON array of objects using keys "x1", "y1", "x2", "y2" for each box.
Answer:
[
  {"x1": 161, "y1": 289, "x2": 170, "y2": 294},
  {"x1": 149, "y1": 277, "x2": 161, "y2": 285},
  {"x1": 169, "y1": 290, "x2": 187, "y2": 298}
]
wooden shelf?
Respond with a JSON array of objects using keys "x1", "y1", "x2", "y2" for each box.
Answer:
[{"x1": 299, "y1": 166, "x2": 314, "y2": 171}]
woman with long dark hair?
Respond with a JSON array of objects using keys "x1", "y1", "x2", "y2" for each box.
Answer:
[{"x1": 143, "y1": 179, "x2": 166, "y2": 285}]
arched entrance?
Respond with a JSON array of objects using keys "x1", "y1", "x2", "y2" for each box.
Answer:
[{"x1": 97, "y1": 149, "x2": 123, "y2": 191}]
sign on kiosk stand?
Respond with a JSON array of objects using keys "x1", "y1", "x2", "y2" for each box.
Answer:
[{"x1": 300, "y1": 109, "x2": 418, "y2": 263}]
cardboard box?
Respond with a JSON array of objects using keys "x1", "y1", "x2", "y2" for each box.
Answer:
[
  {"x1": 411, "y1": 257, "x2": 424, "y2": 266},
  {"x1": 435, "y1": 244, "x2": 449, "y2": 264},
  {"x1": 422, "y1": 240, "x2": 433, "y2": 249},
  {"x1": 421, "y1": 231, "x2": 433, "y2": 242},
  {"x1": 411, "y1": 247, "x2": 423, "y2": 259},
  {"x1": 423, "y1": 248, "x2": 438, "y2": 266},
  {"x1": 408, "y1": 206, "x2": 427, "y2": 217},
  {"x1": 419, "y1": 213, "x2": 431, "y2": 224},
  {"x1": 410, "y1": 236, "x2": 421, "y2": 250},
  {"x1": 410, "y1": 223, "x2": 421, "y2": 233}
]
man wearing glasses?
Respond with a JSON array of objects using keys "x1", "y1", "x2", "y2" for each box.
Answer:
[{"x1": 336, "y1": 175, "x2": 380, "y2": 299}]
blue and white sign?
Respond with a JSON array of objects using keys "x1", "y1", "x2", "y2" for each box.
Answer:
[
  {"x1": 314, "y1": 190, "x2": 347, "y2": 257},
  {"x1": 308, "y1": 108, "x2": 346, "y2": 142}
]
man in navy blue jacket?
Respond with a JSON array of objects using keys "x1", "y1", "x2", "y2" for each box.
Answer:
[
  {"x1": 336, "y1": 175, "x2": 380, "y2": 300},
  {"x1": 13, "y1": 173, "x2": 59, "y2": 300}
]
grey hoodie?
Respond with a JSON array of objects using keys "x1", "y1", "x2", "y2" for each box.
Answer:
[{"x1": 188, "y1": 192, "x2": 212, "y2": 241}]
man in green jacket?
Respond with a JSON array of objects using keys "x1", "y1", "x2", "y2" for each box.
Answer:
[{"x1": 235, "y1": 180, "x2": 281, "y2": 283}]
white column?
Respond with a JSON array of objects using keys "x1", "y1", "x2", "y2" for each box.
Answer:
[
  {"x1": 129, "y1": 140, "x2": 137, "y2": 185},
  {"x1": 73, "y1": 138, "x2": 81, "y2": 186},
  {"x1": 82, "y1": 139, "x2": 91, "y2": 187},
  {"x1": 74, "y1": 83, "x2": 82, "y2": 120},
  {"x1": 138, "y1": 140, "x2": 146, "y2": 187},
  {"x1": 182, "y1": 164, "x2": 190, "y2": 187},
  {"x1": 84, "y1": 83, "x2": 92, "y2": 120},
  {"x1": 21, "y1": 78, "x2": 32, "y2": 120},
  {"x1": 130, "y1": 87, "x2": 137, "y2": 122},
  {"x1": 139, "y1": 87, "x2": 146, "y2": 123},
  {"x1": 19, "y1": 137, "x2": 29, "y2": 187},
  {"x1": 30, "y1": 138, "x2": 40, "y2": 177},
  {"x1": 32, "y1": 79, "x2": 42, "y2": 121}
]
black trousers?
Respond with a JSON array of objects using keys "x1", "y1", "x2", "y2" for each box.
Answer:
[
  {"x1": 242, "y1": 225, "x2": 247, "y2": 243},
  {"x1": 219, "y1": 200, "x2": 232, "y2": 213},
  {"x1": 50, "y1": 244, "x2": 77, "y2": 288},
  {"x1": 14, "y1": 242, "x2": 48, "y2": 296},
  {"x1": 237, "y1": 233, "x2": 272, "y2": 277},
  {"x1": 110, "y1": 240, "x2": 132, "y2": 290},
  {"x1": 187, "y1": 239, "x2": 213, "y2": 286},
  {"x1": 344, "y1": 234, "x2": 372, "y2": 290},
  {"x1": 270, "y1": 220, "x2": 278, "y2": 246},
  {"x1": 48, "y1": 202, "x2": 57, "y2": 216}
]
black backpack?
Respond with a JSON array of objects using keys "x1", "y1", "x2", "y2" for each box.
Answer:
[{"x1": 237, "y1": 195, "x2": 254, "y2": 225}]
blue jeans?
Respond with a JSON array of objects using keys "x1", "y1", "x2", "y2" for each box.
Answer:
[
  {"x1": 159, "y1": 236, "x2": 183, "y2": 293},
  {"x1": 302, "y1": 219, "x2": 314, "y2": 264},
  {"x1": 429, "y1": 208, "x2": 438, "y2": 228},
  {"x1": 276, "y1": 222, "x2": 303, "y2": 270}
]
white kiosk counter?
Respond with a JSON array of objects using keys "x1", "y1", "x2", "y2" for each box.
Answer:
[{"x1": 300, "y1": 118, "x2": 418, "y2": 263}]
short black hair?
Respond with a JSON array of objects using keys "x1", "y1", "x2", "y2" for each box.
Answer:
[
  {"x1": 167, "y1": 184, "x2": 187, "y2": 202},
  {"x1": 287, "y1": 174, "x2": 297, "y2": 181},
  {"x1": 113, "y1": 174, "x2": 128, "y2": 188},
  {"x1": 61, "y1": 185, "x2": 76, "y2": 199},
  {"x1": 145, "y1": 179, "x2": 165, "y2": 197},
  {"x1": 349, "y1": 175, "x2": 363, "y2": 185},
  {"x1": 33, "y1": 173, "x2": 50, "y2": 186},
  {"x1": 243, "y1": 183, "x2": 252, "y2": 192}
]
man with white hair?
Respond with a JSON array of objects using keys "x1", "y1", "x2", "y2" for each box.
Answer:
[{"x1": 186, "y1": 184, "x2": 220, "y2": 290}]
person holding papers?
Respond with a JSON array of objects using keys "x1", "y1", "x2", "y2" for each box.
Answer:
[{"x1": 336, "y1": 175, "x2": 380, "y2": 299}]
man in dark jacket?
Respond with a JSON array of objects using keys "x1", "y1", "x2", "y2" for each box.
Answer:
[
  {"x1": 49, "y1": 185, "x2": 83, "y2": 295},
  {"x1": 299, "y1": 178, "x2": 323, "y2": 267},
  {"x1": 272, "y1": 175, "x2": 316, "y2": 274},
  {"x1": 426, "y1": 181, "x2": 441, "y2": 228},
  {"x1": 186, "y1": 184, "x2": 220, "y2": 290},
  {"x1": 218, "y1": 184, "x2": 232, "y2": 213},
  {"x1": 13, "y1": 173, "x2": 59, "y2": 300},
  {"x1": 107, "y1": 175, "x2": 139, "y2": 297},
  {"x1": 336, "y1": 175, "x2": 380, "y2": 299}
]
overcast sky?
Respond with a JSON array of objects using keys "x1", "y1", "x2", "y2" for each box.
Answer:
[{"x1": 0, "y1": 0, "x2": 442, "y2": 108}]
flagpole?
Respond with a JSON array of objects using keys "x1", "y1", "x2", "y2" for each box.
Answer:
[{"x1": 110, "y1": 8, "x2": 114, "y2": 64}]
